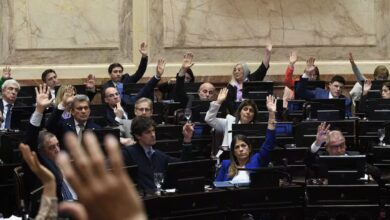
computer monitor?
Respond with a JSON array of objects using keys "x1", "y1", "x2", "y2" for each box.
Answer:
[
  {"x1": 240, "y1": 166, "x2": 288, "y2": 188},
  {"x1": 242, "y1": 81, "x2": 273, "y2": 99},
  {"x1": 232, "y1": 122, "x2": 293, "y2": 137},
  {"x1": 366, "y1": 99, "x2": 390, "y2": 120},
  {"x1": 366, "y1": 90, "x2": 381, "y2": 99},
  {"x1": 294, "y1": 80, "x2": 326, "y2": 99},
  {"x1": 370, "y1": 80, "x2": 390, "y2": 90},
  {"x1": 166, "y1": 159, "x2": 217, "y2": 192},
  {"x1": 155, "y1": 125, "x2": 182, "y2": 140},
  {"x1": 318, "y1": 155, "x2": 366, "y2": 184},
  {"x1": 10, "y1": 106, "x2": 36, "y2": 131},
  {"x1": 309, "y1": 99, "x2": 345, "y2": 120},
  {"x1": 123, "y1": 83, "x2": 147, "y2": 96}
]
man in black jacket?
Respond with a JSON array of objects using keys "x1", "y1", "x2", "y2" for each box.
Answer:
[
  {"x1": 306, "y1": 122, "x2": 382, "y2": 183},
  {"x1": 23, "y1": 84, "x2": 77, "y2": 216},
  {"x1": 122, "y1": 116, "x2": 194, "y2": 192}
]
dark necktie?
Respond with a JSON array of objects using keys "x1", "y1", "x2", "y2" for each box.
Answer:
[
  {"x1": 146, "y1": 149, "x2": 153, "y2": 159},
  {"x1": 62, "y1": 180, "x2": 73, "y2": 200},
  {"x1": 4, "y1": 104, "x2": 12, "y2": 129}
]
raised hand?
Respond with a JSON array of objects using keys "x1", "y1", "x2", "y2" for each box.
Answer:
[
  {"x1": 181, "y1": 52, "x2": 194, "y2": 70},
  {"x1": 182, "y1": 123, "x2": 194, "y2": 143},
  {"x1": 348, "y1": 52, "x2": 355, "y2": 64},
  {"x1": 84, "y1": 74, "x2": 96, "y2": 90},
  {"x1": 216, "y1": 88, "x2": 228, "y2": 105},
  {"x1": 61, "y1": 85, "x2": 76, "y2": 107},
  {"x1": 315, "y1": 122, "x2": 330, "y2": 146},
  {"x1": 266, "y1": 95, "x2": 277, "y2": 113},
  {"x1": 114, "y1": 102, "x2": 125, "y2": 119},
  {"x1": 19, "y1": 143, "x2": 56, "y2": 197},
  {"x1": 304, "y1": 57, "x2": 316, "y2": 80},
  {"x1": 35, "y1": 84, "x2": 54, "y2": 112},
  {"x1": 363, "y1": 79, "x2": 372, "y2": 95},
  {"x1": 265, "y1": 43, "x2": 273, "y2": 53},
  {"x1": 57, "y1": 132, "x2": 146, "y2": 220},
  {"x1": 156, "y1": 57, "x2": 166, "y2": 78},
  {"x1": 2, "y1": 65, "x2": 12, "y2": 79},
  {"x1": 263, "y1": 43, "x2": 273, "y2": 68},
  {"x1": 289, "y1": 51, "x2": 298, "y2": 67},
  {"x1": 139, "y1": 42, "x2": 148, "y2": 57}
]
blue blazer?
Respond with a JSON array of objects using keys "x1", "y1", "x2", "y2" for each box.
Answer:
[
  {"x1": 215, "y1": 129, "x2": 276, "y2": 181},
  {"x1": 296, "y1": 78, "x2": 352, "y2": 117}
]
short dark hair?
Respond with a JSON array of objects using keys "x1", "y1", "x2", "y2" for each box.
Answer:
[
  {"x1": 330, "y1": 75, "x2": 346, "y2": 85},
  {"x1": 37, "y1": 130, "x2": 57, "y2": 150},
  {"x1": 131, "y1": 116, "x2": 156, "y2": 140},
  {"x1": 235, "y1": 99, "x2": 258, "y2": 123},
  {"x1": 108, "y1": 63, "x2": 124, "y2": 74},
  {"x1": 102, "y1": 86, "x2": 117, "y2": 99},
  {"x1": 41, "y1": 69, "x2": 56, "y2": 82},
  {"x1": 383, "y1": 82, "x2": 390, "y2": 90}
]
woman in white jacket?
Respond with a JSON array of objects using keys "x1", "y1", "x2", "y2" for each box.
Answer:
[{"x1": 205, "y1": 88, "x2": 277, "y2": 149}]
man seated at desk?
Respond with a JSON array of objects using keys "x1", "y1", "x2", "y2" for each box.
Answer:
[
  {"x1": 306, "y1": 122, "x2": 381, "y2": 183},
  {"x1": 121, "y1": 116, "x2": 194, "y2": 192}
]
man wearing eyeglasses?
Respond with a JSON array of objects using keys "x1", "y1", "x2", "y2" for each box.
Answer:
[{"x1": 306, "y1": 122, "x2": 381, "y2": 183}]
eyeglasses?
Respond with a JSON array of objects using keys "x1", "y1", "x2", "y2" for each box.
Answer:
[{"x1": 136, "y1": 107, "x2": 151, "y2": 112}]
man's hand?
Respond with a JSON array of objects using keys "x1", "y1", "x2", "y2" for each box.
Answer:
[
  {"x1": 84, "y1": 74, "x2": 96, "y2": 90},
  {"x1": 35, "y1": 84, "x2": 54, "y2": 113},
  {"x1": 182, "y1": 123, "x2": 194, "y2": 143},
  {"x1": 114, "y1": 102, "x2": 125, "y2": 119},
  {"x1": 315, "y1": 122, "x2": 330, "y2": 146},
  {"x1": 139, "y1": 42, "x2": 148, "y2": 57},
  {"x1": 156, "y1": 57, "x2": 166, "y2": 78},
  {"x1": 57, "y1": 132, "x2": 146, "y2": 220},
  {"x1": 179, "y1": 52, "x2": 194, "y2": 76},
  {"x1": 2, "y1": 65, "x2": 12, "y2": 79}
]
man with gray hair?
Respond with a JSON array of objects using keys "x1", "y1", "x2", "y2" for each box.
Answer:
[
  {"x1": 0, "y1": 79, "x2": 20, "y2": 129},
  {"x1": 46, "y1": 94, "x2": 101, "y2": 148}
]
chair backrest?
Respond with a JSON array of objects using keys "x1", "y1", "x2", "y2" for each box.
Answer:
[{"x1": 13, "y1": 166, "x2": 25, "y2": 215}]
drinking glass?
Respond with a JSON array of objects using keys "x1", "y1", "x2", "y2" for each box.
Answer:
[
  {"x1": 378, "y1": 128, "x2": 386, "y2": 146},
  {"x1": 184, "y1": 108, "x2": 192, "y2": 123},
  {"x1": 154, "y1": 172, "x2": 164, "y2": 195}
]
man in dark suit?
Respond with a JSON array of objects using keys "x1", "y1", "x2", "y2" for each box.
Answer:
[
  {"x1": 295, "y1": 60, "x2": 352, "y2": 117},
  {"x1": 122, "y1": 116, "x2": 194, "y2": 192},
  {"x1": 41, "y1": 69, "x2": 97, "y2": 102},
  {"x1": 0, "y1": 79, "x2": 20, "y2": 129},
  {"x1": 23, "y1": 84, "x2": 77, "y2": 217},
  {"x1": 305, "y1": 122, "x2": 381, "y2": 183},
  {"x1": 46, "y1": 94, "x2": 101, "y2": 148},
  {"x1": 102, "y1": 42, "x2": 149, "y2": 104}
]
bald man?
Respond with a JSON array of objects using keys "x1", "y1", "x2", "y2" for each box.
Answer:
[
  {"x1": 306, "y1": 122, "x2": 382, "y2": 184},
  {"x1": 198, "y1": 82, "x2": 216, "y2": 101}
]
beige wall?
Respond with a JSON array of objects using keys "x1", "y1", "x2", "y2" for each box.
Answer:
[{"x1": 0, "y1": 0, "x2": 389, "y2": 81}]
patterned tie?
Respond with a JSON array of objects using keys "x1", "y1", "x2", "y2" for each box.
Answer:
[
  {"x1": 146, "y1": 149, "x2": 153, "y2": 159},
  {"x1": 4, "y1": 104, "x2": 12, "y2": 129},
  {"x1": 62, "y1": 180, "x2": 73, "y2": 201}
]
